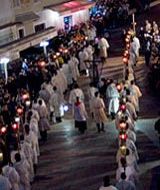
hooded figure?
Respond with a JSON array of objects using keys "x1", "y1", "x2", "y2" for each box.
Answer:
[{"x1": 2, "y1": 165, "x2": 20, "y2": 190}]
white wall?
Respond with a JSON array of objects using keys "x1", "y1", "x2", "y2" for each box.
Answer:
[
  {"x1": 35, "y1": 9, "x2": 90, "y2": 30},
  {"x1": 0, "y1": 0, "x2": 14, "y2": 25}
]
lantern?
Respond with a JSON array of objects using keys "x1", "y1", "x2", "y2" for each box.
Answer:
[
  {"x1": 17, "y1": 107, "x2": 23, "y2": 115},
  {"x1": 116, "y1": 84, "x2": 122, "y2": 92},
  {"x1": 15, "y1": 116, "x2": 20, "y2": 123},
  {"x1": 53, "y1": 55, "x2": 57, "y2": 59},
  {"x1": 120, "y1": 145, "x2": 127, "y2": 155},
  {"x1": 59, "y1": 48, "x2": 63, "y2": 53},
  {"x1": 123, "y1": 50, "x2": 129, "y2": 57},
  {"x1": 56, "y1": 52, "x2": 60, "y2": 56},
  {"x1": 125, "y1": 37, "x2": 130, "y2": 43},
  {"x1": 126, "y1": 43, "x2": 130, "y2": 49},
  {"x1": 12, "y1": 122, "x2": 19, "y2": 131},
  {"x1": 119, "y1": 133, "x2": 127, "y2": 141},
  {"x1": 119, "y1": 122, "x2": 127, "y2": 130},
  {"x1": 0, "y1": 150, "x2": 3, "y2": 161},
  {"x1": 120, "y1": 104, "x2": 126, "y2": 112},
  {"x1": 0, "y1": 126, "x2": 7, "y2": 134},
  {"x1": 38, "y1": 61, "x2": 46, "y2": 68},
  {"x1": 64, "y1": 49, "x2": 68, "y2": 54},
  {"x1": 63, "y1": 104, "x2": 69, "y2": 112},
  {"x1": 25, "y1": 100, "x2": 31, "y2": 107},
  {"x1": 123, "y1": 57, "x2": 128, "y2": 64},
  {"x1": 22, "y1": 93, "x2": 29, "y2": 100}
]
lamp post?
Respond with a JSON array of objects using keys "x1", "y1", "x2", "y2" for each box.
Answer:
[{"x1": 40, "y1": 41, "x2": 49, "y2": 55}]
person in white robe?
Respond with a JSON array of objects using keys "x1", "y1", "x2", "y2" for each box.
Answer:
[
  {"x1": 78, "y1": 48, "x2": 89, "y2": 75},
  {"x1": 98, "y1": 36, "x2": 110, "y2": 61},
  {"x1": 126, "y1": 99, "x2": 137, "y2": 120},
  {"x1": 0, "y1": 168, "x2": 11, "y2": 190},
  {"x1": 126, "y1": 139, "x2": 139, "y2": 161},
  {"x1": 99, "y1": 175, "x2": 118, "y2": 190},
  {"x1": 88, "y1": 82, "x2": 98, "y2": 114},
  {"x1": 13, "y1": 153, "x2": 31, "y2": 190},
  {"x1": 106, "y1": 80, "x2": 120, "y2": 119},
  {"x1": 62, "y1": 63, "x2": 73, "y2": 86},
  {"x1": 126, "y1": 89, "x2": 139, "y2": 113},
  {"x1": 69, "y1": 54, "x2": 80, "y2": 82},
  {"x1": 116, "y1": 172, "x2": 136, "y2": 190},
  {"x1": 24, "y1": 124, "x2": 38, "y2": 175},
  {"x1": 2, "y1": 165, "x2": 20, "y2": 190},
  {"x1": 92, "y1": 91, "x2": 108, "y2": 132},
  {"x1": 129, "y1": 81, "x2": 142, "y2": 112},
  {"x1": 69, "y1": 84, "x2": 84, "y2": 114},
  {"x1": 145, "y1": 20, "x2": 152, "y2": 33},
  {"x1": 37, "y1": 99, "x2": 50, "y2": 141},
  {"x1": 50, "y1": 86, "x2": 64, "y2": 123},
  {"x1": 74, "y1": 96, "x2": 87, "y2": 134},
  {"x1": 133, "y1": 36, "x2": 140, "y2": 58}
]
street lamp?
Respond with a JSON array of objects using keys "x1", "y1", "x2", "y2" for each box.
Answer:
[
  {"x1": 0, "y1": 57, "x2": 10, "y2": 84},
  {"x1": 40, "y1": 40, "x2": 49, "y2": 55}
]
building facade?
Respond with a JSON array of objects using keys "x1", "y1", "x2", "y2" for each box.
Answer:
[{"x1": 0, "y1": 0, "x2": 95, "y2": 61}]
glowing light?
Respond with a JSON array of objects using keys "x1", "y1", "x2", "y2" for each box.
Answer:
[
  {"x1": 12, "y1": 123, "x2": 19, "y2": 131},
  {"x1": 22, "y1": 93, "x2": 29, "y2": 100},
  {"x1": 15, "y1": 116, "x2": 20, "y2": 123},
  {"x1": 0, "y1": 152, "x2": 3, "y2": 161},
  {"x1": 56, "y1": 52, "x2": 60, "y2": 56},
  {"x1": 40, "y1": 41, "x2": 49, "y2": 47},
  {"x1": 120, "y1": 145, "x2": 126, "y2": 155},
  {"x1": 1, "y1": 126, "x2": 7, "y2": 134},
  {"x1": 119, "y1": 133, "x2": 127, "y2": 141},
  {"x1": 63, "y1": 105, "x2": 69, "y2": 112},
  {"x1": 120, "y1": 104, "x2": 126, "y2": 112},
  {"x1": 64, "y1": 49, "x2": 68, "y2": 54},
  {"x1": 117, "y1": 84, "x2": 122, "y2": 92},
  {"x1": 120, "y1": 122, "x2": 127, "y2": 129},
  {"x1": 123, "y1": 57, "x2": 128, "y2": 64},
  {"x1": 17, "y1": 107, "x2": 23, "y2": 115},
  {"x1": 38, "y1": 61, "x2": 46, "y2": 67},
  {"x1": 0, "y1": 57, "x2": 10, "y2": 64},
  {"x1": 26, "y1": 100, "x2": 31, "y2": 107}
]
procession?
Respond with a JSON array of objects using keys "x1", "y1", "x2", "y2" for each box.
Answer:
[{"x1": 0, "y1": 0, "x2": 160, "y2": 190}]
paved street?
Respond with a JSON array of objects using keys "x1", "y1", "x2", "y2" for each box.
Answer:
[{"x1": 32, "y1": 57, "x2": 160, "y2": 190}]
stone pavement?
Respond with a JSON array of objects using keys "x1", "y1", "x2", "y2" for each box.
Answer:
[{"x1": 32, "y1": 58, "x2": 160, "y2": 190}]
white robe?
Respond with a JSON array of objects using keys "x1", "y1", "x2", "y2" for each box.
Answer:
[
  {"x1": 0, "y1": 175, "x2": 11, "y2": 190},
  {"x1": 92, "y1": 97, "x2": 108, "y2": 123},
  {"x1": 98, "y1": 37, "x2": 109, "y2": 58},
  {"x1": 2, "y1": 165, "x2": 20, "y2": 190},
  {"x1": 62, "y1": 63, "x2": 73, "y2": 85},
  {"x1": 126, "y1": 102, "x2": 137, "y2": 120},
  {"x1": 69, "y1": 88, "x2": 84, "y2": 105},
  {"x1": 88, "y1": 87, "x2": 98, "y2": 111},
  {"x1": 116, "y1": 165, "x2": 137, "y2": 182},
  {"x1": 14, "y1": 160, "x2": 31, "y2": 190},
  {"x1": 50, "y1": 91, "x2": 64, "y2": 117},
  {"x1": 116, "y1": 180, "x2": 136, "y2": 190},
  {"x1": 25, "y1": 131, "x2": 39, "y2": 165},
  {"x1": 69, "y1": 57, "x2": 80, "y2": 81},
  {"x1": 107, "y1": 84, "x2": 120, "y2": 114},
  {"x1": 79, "y1": 50, "x2": 88, "y2": 71},
  {"x1": 21, "y1": 141, "x2": 34, "y2": 182}
]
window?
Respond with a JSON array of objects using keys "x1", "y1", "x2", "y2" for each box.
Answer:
[
  {"x1": 34, "y1": 23, "x2": 46, "y2": 33},
  {"x1": 13, "y1": 0, "x2": 21, "y2": 7},
  {"x1": 18, "y1": 28, "x2": 25, "y2": 38}
]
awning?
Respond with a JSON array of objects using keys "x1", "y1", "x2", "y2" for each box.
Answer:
[
  {"x1": 15, "y1": 12, "x2": 40, "y2": 23},
  {"x1": 44, "y1": 0, "x2": 96, "y2": 16},
  {"x1": 0, "y1": 27, "x2": 57, "y2": 59},
  {"x1": 0, "y1": 22, "x2": 21, "y2": 30}
]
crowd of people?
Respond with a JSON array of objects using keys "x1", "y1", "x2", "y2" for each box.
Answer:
[
  {"x1": 137, "y1": 19, "x2": 160, "y2": 94},
  {"x1": 90, "y1": 0, "x2": 130, "y2": 35},
  {"x1": 0, "y1": 1, "x2": 159, "y2": 189},
  {"x1": 98, "y1": 29, "x2": 142, "y2": 190}
]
